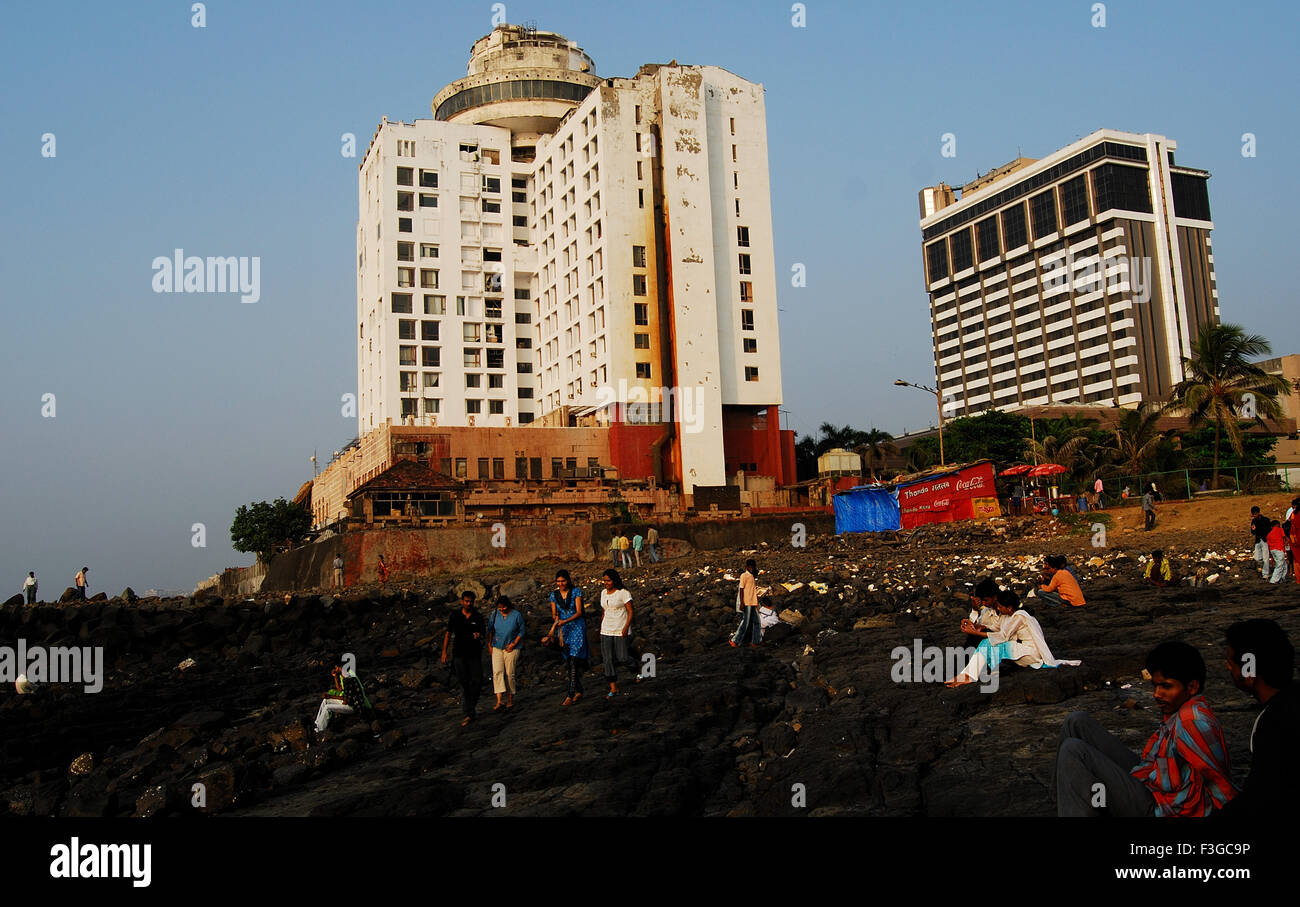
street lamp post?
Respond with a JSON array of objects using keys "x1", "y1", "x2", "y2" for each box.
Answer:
[{"x1": 894, "y1": 379, "x2": 945, "y2": 467}]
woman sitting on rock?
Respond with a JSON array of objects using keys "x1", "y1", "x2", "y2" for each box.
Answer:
[
  {"x1": 541, "y1": 569, "x2": 590, "y2": 705},
  {"x1": 946, "y1": 590, "x2": 1080, "y2": 688}
]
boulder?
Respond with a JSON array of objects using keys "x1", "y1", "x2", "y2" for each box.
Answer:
[
  {"x1": 3, "y1": 593, "x2": 23, "y2": 608},
  {"x1": 59, "y1": 587, "x2": 81, "y2": 603},
  {"x1": 121, "y1": 587, "x2": 138, "y2": 603}
]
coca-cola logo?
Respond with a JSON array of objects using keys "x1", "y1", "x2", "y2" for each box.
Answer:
[{"x1": 955, "y1": 478, "x2": 985, "y2": 491}]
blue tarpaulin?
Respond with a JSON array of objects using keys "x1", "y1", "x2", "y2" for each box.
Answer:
[{"x1": 833, "y1": 485, "x2": 901, "y2": 533}]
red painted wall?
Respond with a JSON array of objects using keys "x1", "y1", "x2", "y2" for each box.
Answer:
[{"x1": 607, "y1": 420, "x2": 668, "y2": 481}]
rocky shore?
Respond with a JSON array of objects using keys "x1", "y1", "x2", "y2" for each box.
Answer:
[{"x1": 3, "y1": 510, "x2": 1296, "y2": 817}]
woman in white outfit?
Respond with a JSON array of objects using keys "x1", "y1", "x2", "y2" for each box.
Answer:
[{"x1": 946, "y1": 590, "x2": 1080, "y2": 687}]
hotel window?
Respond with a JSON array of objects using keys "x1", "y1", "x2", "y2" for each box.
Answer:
[
  {"x1": 421, "y1": 321, "x2": 439, "y2": 341},
  {"x1": 635, "y1": 105, "x2": 641, "y2": 124},
  {"x1": 399, "y1": 217, "x2": 412, "y2": 233},
  {"x1": 488, "y1": 373, "x2": 504, "y2": 388},
  {"x1": 397, "y1": 241, "x2": 414, "y2": 262},
  {"x1": 397, "y1": 167, "x2": 413, "y2": 186},
  {"x1": 636, "y1": 160, "x2": 643, "y2": 180},
  {"x1": 423, "y1": 398, "x2": 440, "y2": 416},
  {"x1": 634, "y1": 333, "x2": 650, "y2": 349},
  {"x1": 636, "y1": 362, "x2": 651, "y2": 379},
  {"x1": 634, "y1": 303, "x2": 649, "y2": 326},
  {"x1": 398, "y1": 191, "x2": 414, "y2": 211},
  {"x1": 399, "y1": 371, "x2": 416, "y2": 391},
  {"x1": 741, "y1": 309, "x2": 755, "y2": 330},
  {"x1": 487, "y1": 348, "x2": 505, "y2": 368},
  {"x1": 424, "y1": 294, "x2": 445, "y2": 315},
  {"x1": 516, "y1": 337, "x2": 532, "y2": 349},
  {"x1": 467, "y1": 400, "x2": 482, "y2": 415},
  {"x1": 419, "y1": 169, "x2": 438, "y2": 188},
  {"x1": 1092, "y1": 163, "x2": 1153, "y2": 215},
  {"x1": 465, "y1": 373, "x2": 481, "y2": 388},
  {"x1": 420, "y1": 269, "x2": 438, "y2": 288},
  {"x1": 1001, "y1": 203, "x2": 1027, "y2": 251},
  {"x1": 745, "y1": 366, "x2": 759, "y2": 382},
  {"x1": 398, "y1": 319, "x2": 415, "y2": 340},
  {"x1": 400, "y1": 399, "x2": 418, "y2": 417},
  {"x1": 464, "y1": 349, "x2": 481, "y2": 367},
  {"x1": 738, "y1": 254, "x2": 751, "y2": 275},
  {"x1": 950, "y1": 227, "x2": 973, "y2": 273},
  {"x1": 422, "y1": 347, "x2": 440, "y2": 367},
  {"x1": 740, "y1": 281, "x2": 753, "y2": 302},
  {"x1": 463, "y1": 323, "x2": 481, "y2": 342},
  {"x1": 489, "y1": 400, "x2": 505, "y2": 415},
  {"x1": 423, "y1": 372, "x2": 439, "y2": 388},
  {"x1": 737, "y1": 226, "x2": 750, "y2": 247},
  {"x1": 632, "y1": 245, "x2": 646, "y2": 268},
  {"x1": 399, "y1": 346, "x2": 416, "y2": 366},
  {"x1": 420, "y1": 243, "x2": 438, "y2": 258},
  {"x1": 391, "y1": 292, "x2": 413, "y2": 314},
  {"x1": 419, "y1": 194, "x2": 438, "y2": 209},
  {"x1": 515, "y1": 312, "x2": 531, "y2": 324},
  {"x1": 397, "y1": 268, "x2": 414, "y2": 287},
  {"x1": 482, "y1": 176, "x2": 501, "y2": 193},
  {"x1": 976, "y1": 216, "x2": 1000, "y2": 261},
  {"x1": 482, "y1": 198, "x2": 501, "y2": 214},
  {"x1": 1059, "y1": 175, "x2": 1090, "y2": 226},
  {"x1": 1031, "y1": 189, "x2": 1058, "y2": 239},
  {"x1": 633, "y1": 275, "x2": 647, "y2": 296},
  {"x1": 743, "y1": 337, "x2": 757, "y2": 353},
  {"x1": 517, "y1": 362, "x2": 532, "y2": 374}
]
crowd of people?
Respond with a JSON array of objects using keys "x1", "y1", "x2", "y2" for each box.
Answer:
[{"x1": 14, "y1": 567, "x2": 89, "y2": 604}]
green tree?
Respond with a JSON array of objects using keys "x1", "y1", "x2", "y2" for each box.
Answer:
[
  {"x1": 1166, "y1": 323, "x2": 1290, "y2": 487},
  {"x1": 230, "y1": 497, "x2": 311, "y2": 563},
  {"x1": 942, "y1": 410, "x2": 1033, "y2": 466},
  {"x1": 857, "y1": 427, "x2": 898, "y2": 480},
  {"x1": 1110, "y1": 404, "x2": 1168, "y2": 477}
]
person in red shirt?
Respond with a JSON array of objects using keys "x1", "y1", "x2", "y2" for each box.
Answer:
[
  {"x1": 1057, "y1": 641, "x2": 1236, "y2": 816},
  {"x1": 1266, "y1": 520, "x2": 1287, "y2": 584},
  {"x1": 377, "y1": 553, "x2": 390, "y2": 584}
]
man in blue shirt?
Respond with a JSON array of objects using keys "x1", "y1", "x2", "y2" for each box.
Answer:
[{"x1": 487, "y1": 595, "x2": 525, "y2": 711}]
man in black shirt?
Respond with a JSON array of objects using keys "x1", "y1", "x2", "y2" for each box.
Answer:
[
  {"x1": 442, "y1": 590, "x2": 486, "y2": 726},
  {"x1": 1249, "y1": 506, "x2": 1271, "y2": 579},
  {"x1": 1219, "y1": 619, "x2": 1299, "y2": 819}
]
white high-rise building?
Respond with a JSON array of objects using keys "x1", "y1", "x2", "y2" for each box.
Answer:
[{"x1": 356, "y1": 25, "x2": 790, "y2": 491}]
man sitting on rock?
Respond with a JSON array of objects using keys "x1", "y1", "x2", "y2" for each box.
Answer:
[
  {"x1": 1217, "y1": 619, "x2": 1299, "y2": 819},
  {"x1": 1143, "y1": 550, "x2": 1172, "y2": 587},
  {"x1": 1036, "y1": 555, "x2": 1086, "y2": 607},
  {"x1": 963, "y1": 577, "x2": 1002, "y2": 648},
  {"x1": 1055, "y1": 640, "x2": 1236, "y2": 816},
  {"x1": 313, "y1": 662, "x2": 373, "y2": 735}
]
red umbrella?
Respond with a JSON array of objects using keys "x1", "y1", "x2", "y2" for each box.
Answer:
[
  {"x1": 999, "y1": 464, "x2": 1033, "y2": 477},
  {"x1": 1028, "y1": 463, "x2": 1067, "y2": 477}
]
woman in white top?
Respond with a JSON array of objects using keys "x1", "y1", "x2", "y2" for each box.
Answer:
[
  {"x1": 599, "y1": 569, "x2": 635, "y2": 698},
  {"x1": 946, "y1": 590, "x2": 1080, "y2": 687}
]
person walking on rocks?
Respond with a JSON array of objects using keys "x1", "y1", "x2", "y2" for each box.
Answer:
[
  {"x1": 332, "y1": 554, "x2": 344, "y2": 589},
  {"x1": 618, "y1": 533, "x2": 632, "y2": 569},
  {"x1": 377, "y1": 554, "x2": 389, "y2": 585},
  {"x1": 609, "y1": 532, "x2": 621, "y2": 567},
  {"x1": 1094, "y1": 477, "x2": 1105, "y2": 510},
  {"x1": 730, "y1": 559, "x2": 762, "y2": 647},
  {"x1": 1266, "y1": 520, "x2": 1288, "y2": 584},
  {"x1": 487, "y1": 595, "x2": 525, "y2": 711},
  {"x1": 543, "y1": 569, "x2": 590, "y2": 705},
  {"x1": 22, "y1": 572, "x2": 37, "y2": 605},
  {"x1": 632, "y1": 531, "x2": 644, "y2": 567},
  {"x1": 75, "y1": 567, "x2": 88, "y2": 600},
  {"x1": 1142, "y1": 488, "x2": 1156, "y2": 531},
  {"x1": 598, "y1": 569, "x2": 635, "y2": 698},
  {"x1": 645, "y1": 526, "x2": 660, "y2": 563},
  {"x1": 1250, "y1": 506, "x2": 1272, "y2": 579},
  {"x1": 1055, "y1": 641, "x2": 1236, "y2": 816},
  {"x1": 442, "y1": 590, "x2": 486, "y2": 726}
]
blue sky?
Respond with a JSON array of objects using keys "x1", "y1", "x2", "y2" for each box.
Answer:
[{"x1": 1, "y1": 0, "x2": 1296, "y2": 593}]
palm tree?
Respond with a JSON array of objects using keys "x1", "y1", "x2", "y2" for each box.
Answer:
[
  {"x1": 1165, "y1": 323, "x2": 1290, "y2": 488},
  {"x1": 1110, "y1": 404, "x2": 1167, "y2": 478},
  {"x1": 855, "y1": 428, "x2": 898, "y2": 480},
  {"x1": 1024, "y1": 417, "x2": 1093, "y2": 478}
]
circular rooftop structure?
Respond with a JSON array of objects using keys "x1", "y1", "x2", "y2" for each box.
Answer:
[{"x1": 432, "y1": 24, "x2": 602, "y2": 134}]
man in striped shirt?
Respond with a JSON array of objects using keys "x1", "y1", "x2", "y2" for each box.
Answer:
[{"x1": 1056, "y1": 641, "x2": 1236, "y2": 816}]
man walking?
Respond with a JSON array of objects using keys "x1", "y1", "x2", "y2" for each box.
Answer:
[
  {"x1": 1094, "y1": 477, "x2": 1105, "y2": 510},
  {"x1": 632, "y1": 531, "x2": 643, "y2": 567},
  {"x1": 1250, "y1": 506, "x2": 1271, "y2": 579},
  {"x1": 609, "y1": 532, "x2": 621, "y2": 567},
  {"x1": 618, "y1": 533, "x2": 632, "y2": 569},
  {"x1": 1142, "y1": 488, "x2": 1156, "y2": 531},
  {"x1": 75, "y1": 567, "x2": 89, "y2": 600},
  {"x1": 22, "y1": 572, "x2": 37, "y2": 605},
  {"x1": 645, "y1": 526, "x2": 660, "y2": 563},
  {"x1": 442, "y1": 590, "x2": 486, "y2": 726},
  {"x1": 332, "y1": 554, "x2": 345, "y2": 589}
]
